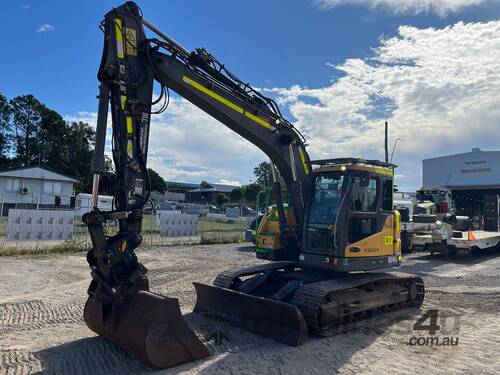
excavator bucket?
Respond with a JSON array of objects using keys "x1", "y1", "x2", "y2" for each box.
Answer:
[
  {"x1": 193, "y1": 282, "x2": 307, "y2": 346},
  {"x1": 84, "y1": 290, "x2": 209, "y2": 369}
]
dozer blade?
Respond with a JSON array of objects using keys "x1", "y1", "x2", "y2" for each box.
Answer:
[
  {"x1": 193, "y1": 282, "x2": 307, "y2": 346},
  {"x1": 84, "y1": 290, "x2": 209, "y2": 369}
]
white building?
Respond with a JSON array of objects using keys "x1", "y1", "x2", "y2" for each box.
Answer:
[
  {"x1": 0, "y1": 166, "x2": 77, "y2": 214},
  {"x1": 423, "y1": 148, "x2": 500, "y2": 216}
]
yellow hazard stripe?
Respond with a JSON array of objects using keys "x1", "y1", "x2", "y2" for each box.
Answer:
[
  {"x1": 182, "y1": 75, "x2": 274, "y2": 130},
  {"x1": 244, "y1": 111, "x2": 274, "y2": 130},
  {"x1": 120, "y1": 95, "x2": 127, "y2": 110},
  {"x1": 115, "y1": 18, "x2": 124, "y2": 59},
  {"x1": 127, "y1": 140, "x2": 133, "y2": 153},
  {"x1": 299, "y1": 149, "x2": 310, "y2": 174},
  {"x1": 183, "y1": 76, "x2": 243, "y2": 114},
  {"x1": 126, "y1": 117, "x2": 133, "y2": 133}
]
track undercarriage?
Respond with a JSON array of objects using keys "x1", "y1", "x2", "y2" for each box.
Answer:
[{"x1": 194, "y1": 262, "x2": 425, "y2": 345}]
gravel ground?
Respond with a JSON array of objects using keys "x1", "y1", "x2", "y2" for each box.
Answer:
[{"x1": 1, "y1": 244, "x2": 499, "y2": 375}]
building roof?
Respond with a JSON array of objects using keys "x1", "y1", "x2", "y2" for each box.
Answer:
[
  {"x1": 165, "y1": 181, "x2": 200, "y2": 189},
  {"x1": 189, "y1": 182, "x2": 238, "y2": 193},
  {"x1": 0, "y1": 166, "x2": 78, "y2": 182},
  {"x1": 423, "y1": 148, "x2": 499, "y2": 162}
]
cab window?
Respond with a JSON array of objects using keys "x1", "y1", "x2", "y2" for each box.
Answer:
[
  {"x1": 350, "y1": 176, "x2": 378, "y2": 212},
  {"x1": 308, "y1": 173, "x2": 345, "y2": 225},
  {"x1": 382, "y1": 178, "x2": 393, "y2": 211}
]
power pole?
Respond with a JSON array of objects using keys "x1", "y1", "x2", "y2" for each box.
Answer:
[{"x1": 384, "y1": 121, "x2": 389, "y2": 163}]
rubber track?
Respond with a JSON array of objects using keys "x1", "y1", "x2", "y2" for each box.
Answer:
[
  {"x1": 290, "y1": 273, "x2": 425, "y2": 335},
  {"x1": 212, "y1": 266, "x2": 424, "y2": 336},
  {"x1": 213, "y1": 261, "x2": 298, "y2": 288}
]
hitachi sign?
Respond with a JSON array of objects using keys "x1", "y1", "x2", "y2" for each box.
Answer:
[{"x1": 462, "y1": 159, "x2": 490, "y2": 173}]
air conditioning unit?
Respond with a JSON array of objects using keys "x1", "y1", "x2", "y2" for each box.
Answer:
[{"x1": 21, "y1": 187, "x2": 30, "y2": 194}]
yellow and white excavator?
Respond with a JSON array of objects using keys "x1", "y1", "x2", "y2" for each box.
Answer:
[{"x1": 83, "y1": 2, "x2": 424, "y2": 368}]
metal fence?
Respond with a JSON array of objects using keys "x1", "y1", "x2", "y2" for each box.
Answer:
[{"x1": 0, "y1": 194, "x2": 253, "y2": 254}]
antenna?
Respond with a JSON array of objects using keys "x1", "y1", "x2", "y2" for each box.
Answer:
[{"x1": 390, "y1": 137, "x2": 401, "y2": 163}]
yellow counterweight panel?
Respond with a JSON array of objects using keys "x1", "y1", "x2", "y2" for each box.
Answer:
[{"x1": 345, "y1": 215, "x2": 397, "y2": 257}]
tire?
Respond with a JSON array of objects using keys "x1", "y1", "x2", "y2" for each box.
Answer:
[{"x1": 401, "y1": 231, "x2": 412, "y2": 253}]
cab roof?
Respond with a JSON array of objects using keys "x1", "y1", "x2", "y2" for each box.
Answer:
[
  {"x1": 311, "y1": 158, "x2": 396, "y2": 169},
  {"x1": 311, "y1": 158, "x2": 395, "y2": 177}
]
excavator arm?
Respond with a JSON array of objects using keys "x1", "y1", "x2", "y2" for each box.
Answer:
[
  {"x1": 83, "y1": 1, "x2": 312, "y2": 368},
  {"x1": 83, "y1": 3, "x2": 425, "y2": 369}
]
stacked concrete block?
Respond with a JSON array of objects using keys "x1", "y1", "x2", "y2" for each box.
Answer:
[
  {"x1": 159, "y1": 212, "x2": 198, "y2": 237},
  {"x1": 7, "y1": 209, "x2": 74, "y2": 241}
]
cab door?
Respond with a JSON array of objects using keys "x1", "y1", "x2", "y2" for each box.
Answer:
[{"x1": 341, "y1": 172, "x2": 395, "y2": 257}]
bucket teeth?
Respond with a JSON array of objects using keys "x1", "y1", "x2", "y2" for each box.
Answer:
[
  {"x1": 84, "y1": 290, "x2": 209, "y2": 369},
  {"x1": 193, "y1": 282, "x2": 308, "y2": 346}
]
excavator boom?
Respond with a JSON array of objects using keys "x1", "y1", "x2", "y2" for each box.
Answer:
[
  {"x1": 83, "y1": 2, "x2": 424, "y2": 369},
  {"x1": 84, "y1": 1, "x2": 313, "y2": 368}
]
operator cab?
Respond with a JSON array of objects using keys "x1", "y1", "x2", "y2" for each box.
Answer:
[{"x1": 303, "y1": 158, "x2": 399, "y2": 271}]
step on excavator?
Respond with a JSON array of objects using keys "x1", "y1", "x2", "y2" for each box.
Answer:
[{"x1": 83, "y1": 1, "x2": 425, "y2": 368}]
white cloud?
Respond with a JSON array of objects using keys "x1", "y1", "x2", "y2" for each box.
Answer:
[
  {"x1": 145, "y1": 97, "x2": 264, "y2": 184},
  {"x1": 35, "y1": 24, "x2": 55, "y2": 33},
  {"x1": 65, "y1": 98, "x2": 264, "y2": 184},
  {"x1": 22, "y1": 5, "x2": 30, "y2": 10},
  {"x1": 215, "y1": 179, "x2": 241, "y2": 187},
  {"x1": 314, "y1": 0, "x2": 493, "y2": 16},
  {"x1": 269, "y1": 20, "x2": 500, "y2": 190},
  {"x1": 65, "y1": 20, "x2": 500, "y2": 191}
]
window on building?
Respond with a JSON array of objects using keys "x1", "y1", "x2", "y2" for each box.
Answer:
[
  {"x1": 43, "y1": 181, "x2": 53, "y2": 194},
  {"x1": 6, "y1": 179, "x2": 20, "y2": 192},
  {"x1": 53, "y1": 182, "x2": 62, "y2": 195}
]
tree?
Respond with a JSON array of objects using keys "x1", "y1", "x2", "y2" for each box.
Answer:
[
  {"x1": 148, "y1": 168, "x2": 166, "y2": 194},
  {"x1": 9, "y1": 95, "x2": 44, "y2": 167},
  {"x1": 64, "y1": 121, "x2": 95, "y2": 180},
  {"x1": 38, "y1": 107, "x2": 70, "y2": 171},
  {"x1": 0, "y1": 93, "x2": 11, "y2": 167},
  {"x1": 216, "y1": 194, "x2": 227, "y2": 207},
  {"x1": 229, "y1": 187, "x2": 244, "y2": 202},
  {"x1": 243, "y1": 183, "x2": 264, "y2": 204},
  {"x1": 253, "y1": 161, "x2": 272, "y2": 186},
  {"x1": 200, "y1": 180, "x2": 211, "y2": 189}
]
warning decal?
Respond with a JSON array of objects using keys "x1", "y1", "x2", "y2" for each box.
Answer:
[{"x1": 123, "y1": 27, "x2": 137, "y2": 56}]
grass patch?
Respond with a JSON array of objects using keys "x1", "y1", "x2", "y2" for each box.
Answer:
[
  {"x1": 200, "y1": 231, "x2": 245, "y2": 245},
  {"x1": 0, "y1": 238, "x2": 88, "y2": 257}
]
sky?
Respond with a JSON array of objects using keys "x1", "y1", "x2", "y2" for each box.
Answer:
[{"x1": 2, "y1": 0, "x2": 500, "y2": 190}]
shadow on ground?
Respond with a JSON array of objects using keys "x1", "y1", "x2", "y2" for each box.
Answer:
[
  {"x1": 234, "y1": 245, "x2": 255, "y2": 253},
  {"x1": 34, "y1": 306, "x2": 421, "y2": 375},
  {"x1": 398, "y1": 249, "x2": 500, "y2": 276}
]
